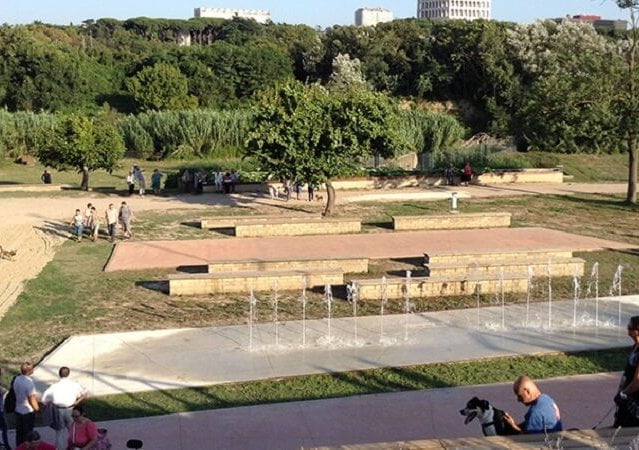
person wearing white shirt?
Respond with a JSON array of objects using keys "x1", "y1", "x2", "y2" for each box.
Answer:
[
  {"x1": 42, "y1": 367, "x2": 87, "y2": 450},
  {"x1": 14, "y1": 362, "x2": 39, "y2": 447}
]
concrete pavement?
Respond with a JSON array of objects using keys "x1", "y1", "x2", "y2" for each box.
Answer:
[
  {"x1": 104, "y1": 226, "x2": 634, "y2": 272},
  {"x1": 11, "y1": 372, "x2": 626, "y2": 449}
]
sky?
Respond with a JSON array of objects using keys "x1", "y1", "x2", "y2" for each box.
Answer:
[{"x1": 1, "y1": 0, "x2": 630, "y2": 28}]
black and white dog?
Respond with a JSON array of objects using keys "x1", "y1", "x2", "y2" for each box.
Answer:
[{"x1": 459, "y1": 397, "x2": 519, "y2": 436}]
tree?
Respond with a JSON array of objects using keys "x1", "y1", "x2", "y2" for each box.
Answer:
[
  {"x1": 126, "y1": 62, "x2": 197, "y2": 112},
  {"x1": 38, "y1": 114, "x2": 124, "y2": 190},
  {"x1": 246, "y1": 80, "x2": 407, "y2": 215},
  {"x1": 614, "y1": 0, "x2": 639, "y2": 203},
  {"x1": 506, "y1": 21, "x2": 623, "y2": 153},
  {"x1": 327, "y1": 53, "x2": 368, "y2": 91}
]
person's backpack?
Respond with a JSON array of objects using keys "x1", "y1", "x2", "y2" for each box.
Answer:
[{"x1": 3, "y1": 376, "x2": 17, "y2": 413}]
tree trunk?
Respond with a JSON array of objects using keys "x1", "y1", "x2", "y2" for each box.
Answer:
[
  {"x1": 323, "y1": 180, "x2": 336, "y2": 216},
  {"x1": 628, "y1": 140, "x2": 638, "y2": 204},
  {"x1": 80, "y1": 166, "x2": 90, "y2": 191}
]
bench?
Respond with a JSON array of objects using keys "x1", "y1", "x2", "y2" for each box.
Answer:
[
  {"x1": 353, "y1": 272, "x2": 530, "y2": 300},
  {"x1": 392, "y1": 212, "x2": 512, "y2": 231},
  {"x1": 208, "y1": 257, "x2": 369, "y2": 274},
  {"x1": 200, "y1": 214, "x2": 319, "y2": 230},
  {"x1": 234, "y1": 217, "x2": 361, "y2": 238},
  {"x1": 168, "y1": 269, "x2": 344, "y2": 296}
]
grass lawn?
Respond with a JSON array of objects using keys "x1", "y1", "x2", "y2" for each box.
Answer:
[{"x1": 0, "y1": 191, "x2": 638, "y2": 420}]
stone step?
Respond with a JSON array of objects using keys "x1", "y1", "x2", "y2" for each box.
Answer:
[
  {"x1": 234, "y1": 217, "x2": 361, "y2": 238},
  {"x1": 424, "y1": 249, "x2": 574, "y2": 265},
  {"x1": 168, "y1": 269, "x2": 343, "y2": 296},
  {"x1": 200, "y1": 214, "x2": 319, "y2": 229},
  {"x1": 208, "y1": 257, "x2": 368, "y2": 274},
  {"x1": 426, "y1": 257, "x2": 585, "y2": 278},
  {"x1": 353, "y1": 272, "x2": 530, "y2": 300},
  {"x1": 392, "y1": 212, "x2": 511, "y2": 231}
]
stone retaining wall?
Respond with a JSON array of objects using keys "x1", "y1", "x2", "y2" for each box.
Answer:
[
  {"x1": 235, "y1": 218, "x2": 361, "y2": 238},
  {"x1": 169, "y1": 270, "x2": 343, "y2": 296},
  {"x1": 354, "y1": 273, "x2": 529, "y2": 300},
  {"x1": 425, "y1": 249, "x2": 574, "y2": 265},
  {"x1": 208, "y1": 257, "x2": 368, "y2": 274},
  {"x1": 200, "y1": 214, "x2": 319, "y2": 229},
  {"x1": 393, "y1": 212, "x2": 511, "y2": 231},
  {"x1": 427, "y1": 257, "x2": 585, "y2": 278}
]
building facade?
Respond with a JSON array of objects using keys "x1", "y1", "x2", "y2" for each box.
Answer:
[
  {"x1": 355, "y1": 8, "x2": 394, "y2": 26},
  {"x1": 194, "y1": 7, "x2": 271, "y2": 24},
  {"x1": 417, "y1": 0, "x2": 491, "y2": 21},
  {"x1": 552, "y1": 15, "x2": 627, "y2": 31}
]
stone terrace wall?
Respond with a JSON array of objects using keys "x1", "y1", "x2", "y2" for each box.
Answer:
[{"x1": 392, "y1": 212, "x2": 511, "y2": 231}]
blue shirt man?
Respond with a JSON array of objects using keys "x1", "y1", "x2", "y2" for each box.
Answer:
[{"x1": 504, "y1": 375, "x2": 563, "y2": 434}]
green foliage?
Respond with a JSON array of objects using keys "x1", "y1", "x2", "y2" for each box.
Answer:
[
  {"x1": 0, "y1": 110, "x2": 57, "y2": 158},
  {"x1": 507, "y1": 21, "x2": 624, "y2": 153},
  {"x1": 246, "y1": 80, "x2": 407, "y2": 185},
  {"x1": 399, "y1": 109, "x2": 466, "y2": 156},
  {"x1": 431, "y1": 146, "x2": 528, "y2": 173},
  {"x1": 126, "y1": 62, "x2": 197, "y2": 112},
  {"x1": 38, "y1": 114, "x2": 125, "y2": 174},
  {"x1": 119, "y1": 110, "x2": 251, "y2": 159}
]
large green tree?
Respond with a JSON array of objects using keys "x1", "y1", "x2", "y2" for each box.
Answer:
[
  {"x1": 126, "y1": 62, "x2": 197, "y2": 112},
  {"x1": 38, "y1": 114, "x2": 125, "y2": 190},
  {"x1": 507, "y1": 21, "x2": 623, "y2": 153},
  {"x1": 246, "y1": 80, "x2": 407, "y2": 215}
]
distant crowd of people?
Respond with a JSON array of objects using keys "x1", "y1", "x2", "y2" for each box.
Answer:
[
  {"x1": 178, "y1": 169, "x2": 239, "y2": 195},
  {"x1": 1, "y1": 363, "x2": 108, "y2": 450},
  {"x1": 70, "y1": 202, "x2": 134, "y2": 242}
]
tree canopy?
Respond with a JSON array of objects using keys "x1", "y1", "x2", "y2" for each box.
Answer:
[
  {"x1": 38, "y1": 114, "x2": 125, "y2": 190},
  {"x1": 246, "y1": 80, "x2": 407, "y2": 214}
]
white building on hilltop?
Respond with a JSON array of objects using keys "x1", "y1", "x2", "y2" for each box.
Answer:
[
  {"x1": 417, "y1": 0, "x2": 491, "y2": 21},
  {"x1": 194, "y1": 7, "x2": 271, "y2": 23},
  {"x1": 355, "y1": 8, "x2": 394, "y2": 26}
]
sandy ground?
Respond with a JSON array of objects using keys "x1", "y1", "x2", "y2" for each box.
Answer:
[{"x1": 0, "y1": 182, "x2": 628, "y2": 318}]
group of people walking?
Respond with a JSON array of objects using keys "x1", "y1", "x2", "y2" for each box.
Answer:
[
  {"x1": 1, "y1": 363, "x2": 104, "y2": 450},
  {"x1": 70, "y1": 202, "x2": 134, "y2": 242}
]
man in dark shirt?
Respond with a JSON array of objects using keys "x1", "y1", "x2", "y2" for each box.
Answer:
[{"x1": 41, "y1": 170, "x2": 52, "y2": 184}]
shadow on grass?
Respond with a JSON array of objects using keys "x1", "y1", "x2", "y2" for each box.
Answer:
[{"x1": 552, "y1": 193, "x2": 639, "y2": 211}]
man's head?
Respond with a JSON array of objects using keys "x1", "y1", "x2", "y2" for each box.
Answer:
[
  {"x1": 20, "y1": 362, "x2": 33, "y2": 376},
  {"x1": 108, "y1": 203, "x2": 114, "y2": 209},
  {"x1": 59, "y1": 366, "x2": 70, "y2": 378},
  {"x1": 513, "y1": 375, "x2": 541, "y2": 405}
]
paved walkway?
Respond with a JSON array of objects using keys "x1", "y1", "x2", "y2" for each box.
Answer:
[
  {"x1": 105, "y1": 227, "x2": 634, "y2": 272},
  {"x1": 10, "y1": 372, "x2": 624, "y2": 449}
]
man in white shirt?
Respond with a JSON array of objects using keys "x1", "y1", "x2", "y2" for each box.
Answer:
[
  {"x1": 14, "y1": 362, "x2": 39, "y2": 447},
  {"x1": 42, "y1": 367, "x2": 87, "y2": 450},
  {"x1": 105, "y1": 204, "x2": 118, "y2": 242}
]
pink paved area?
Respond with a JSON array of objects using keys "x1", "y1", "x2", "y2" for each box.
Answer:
[
  {"x1": 105, "y1": 227, "x2": 635, "y2": 272},
  {"x1": 12, "y1": 372, "x2": 624, "y2": 449}
]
